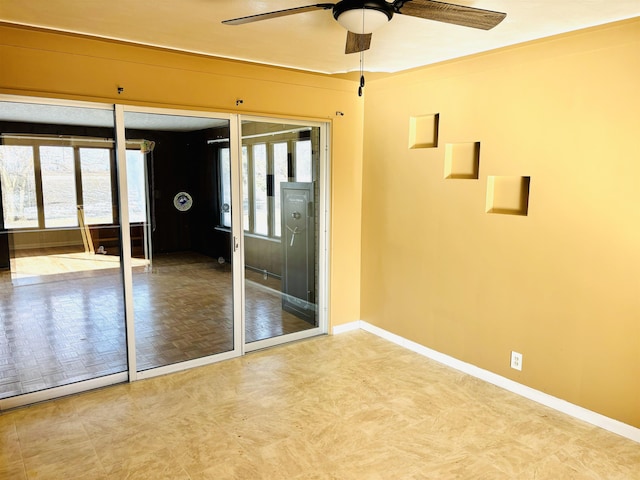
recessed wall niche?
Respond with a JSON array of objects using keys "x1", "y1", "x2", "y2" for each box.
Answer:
[
  {"x1": 486, "y1": 176, "x2": 531, "y2": 216},
  {"x1": 444, "y1": 142, "x2": 480, "y2": 179},
  {"x1": 409, "y1": 113, "x2": 439, "y2": 149}
]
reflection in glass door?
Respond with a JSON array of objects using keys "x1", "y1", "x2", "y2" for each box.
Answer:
[
  {"x1": 239, "y1": 119, "x2": 325, "y2": 348},
  {"x1": 0, "y1": 99, "x2": 127, "y2": 405},
  {"x1": 122, "y1": 110, "x2": 236, "y2": 373},
  {"x1": 0, "y1": 98, "x2": 326, "y2": 407}
]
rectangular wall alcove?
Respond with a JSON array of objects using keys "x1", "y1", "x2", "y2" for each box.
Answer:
[
  {"x1": 444, "y1": 142, "x2": 480, "y2": 179},
  {"x1": 486, "y1": 176, "x2": 531, "y2": 216},
  {"x1": 409, "y1": 113, "x2": 439, "y2": 149}
]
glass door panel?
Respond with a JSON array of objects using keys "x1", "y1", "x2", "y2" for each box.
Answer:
[
  {"x1": 0, "y1": 100, "x2": 126, "y2": 401},
  {"x1": 241, "y1": 120, "x2": 322, "y2": 345},
  {"x1": 122, "y1": 110, "x2": 234, "y2": 372}
]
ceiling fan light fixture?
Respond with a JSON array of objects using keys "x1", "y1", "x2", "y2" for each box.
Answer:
[
  {"x1": 336, "y1": 9, "x2": 390, "y2": 33},
  {"x1": 333, "y1": 1, "x2": 393, "y2": 34}
]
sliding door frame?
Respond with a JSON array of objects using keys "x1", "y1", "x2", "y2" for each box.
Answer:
[
  {"x1": 119, "y1": 105, "x2": 242, "y2": 381},
  {"x1": 238, "y1": 115, "x2": 330, "y2": 353},
  {"x1": 0, "y1": 95, "x2": 128, "y2": 411},
  {"x1": 0, "y1": 95, "x2": 330, "y2": 410}
]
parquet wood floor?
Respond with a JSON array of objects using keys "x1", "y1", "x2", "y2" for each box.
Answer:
[{"x1": 0, "y1": 251, "x2": 314, "y2": 400}]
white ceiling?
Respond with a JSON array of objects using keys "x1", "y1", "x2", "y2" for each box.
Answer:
[{"x1": 1, "y1": 1, "x2": 639, "y2": 74}]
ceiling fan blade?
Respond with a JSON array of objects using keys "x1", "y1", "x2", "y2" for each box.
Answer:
[
  {"x1": 345, "y1": 31, "x2": 372, "y2": 54},
  {"x1": 395, "y1": 0, "x2": 506, "y2": 30},
  {"x1": 222, "y1": 3, "x2": 334, "y2": 25}
]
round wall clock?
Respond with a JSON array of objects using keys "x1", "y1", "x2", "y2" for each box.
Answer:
[{"x1": 173, "y1": 191, "x2": 193, "y2": 212}]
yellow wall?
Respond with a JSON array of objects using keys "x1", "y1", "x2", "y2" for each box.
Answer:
[
  {"x1": 361, "y1": 18, "x2": 640, "y2": 427},
  {"x1": 0, "y1": 24, "x2": 364, "y2": 328},
  {"x1": 2, "y1": 19, "x2": 639, "y2": 429}
]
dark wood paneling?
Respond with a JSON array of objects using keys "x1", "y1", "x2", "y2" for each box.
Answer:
[{"x1": 187, "y1": 127, "x2": 231, "y2": 261}]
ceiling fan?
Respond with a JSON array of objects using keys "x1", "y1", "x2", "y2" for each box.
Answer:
[{"x1": 222, "y1": 0, "x2": 507, "y2": 55}]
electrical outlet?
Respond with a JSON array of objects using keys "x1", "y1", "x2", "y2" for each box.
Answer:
[{"x1": 510, "y1": 351, "x2": 523, "y2": 371}]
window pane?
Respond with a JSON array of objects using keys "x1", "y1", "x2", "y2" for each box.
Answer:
[
  {"x1": 242, "y1": 146, "x2": 249, "y2": 231},
  {"x1": 273, "y1": 142, "x2": 288, "y2": 237},
  {"x1": 126, "y1": 150, "x2": 147, "y2": 223},
  {"x1": 80, "y1": 148, "x2": 113, "y2": 225},
  {"x1": 253, "y1": 144, "x2": 268, "y2": 235},
  {"x1": 220, "y1": 148, "x2": 231, "y2": 227},
  {"x1": 0, "y1": 145, "x2": 38, "y2": 228},
  {"x1": 0, "y1": 101, "x2": 128, "y2": 401},
  {"x1": 40, "y1": 146, "x2": 78, "y2": 228},
  {"x1": 295, "y1": 140, "x2": 312, "y2": 182}
]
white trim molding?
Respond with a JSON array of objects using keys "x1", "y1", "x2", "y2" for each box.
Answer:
[
  {"x1": 331, "y1": 320, "x2": 363, "y2": 335},
  {"x1": 333, "y1": 320, "x2": 640, "y2": 444}
]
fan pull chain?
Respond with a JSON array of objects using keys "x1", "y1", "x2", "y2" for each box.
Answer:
[
  {"x1": 358, "y1": 8, "x2": 366, "y2": 97},
  {"x1": 359, "y1": 51, "x2": 365, "y2": 97}
]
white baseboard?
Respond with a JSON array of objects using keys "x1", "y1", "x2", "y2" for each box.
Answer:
[
  {"x1": 331, "y1": 320, "x2": 363, "y2": 335},
  {"x1": 333, "y1": 320, "x2": 640, "y2": 444}
]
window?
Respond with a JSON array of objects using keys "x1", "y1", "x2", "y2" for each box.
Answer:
[
  {"x1": 242, "y1": 146, "x2": 249, "y2": 231},
  {"x1": 295, "y1": 140, "x2": 313, "y2": 182},
  {"x1": 40, "y1": 146, "x2": 78, "y2": 228},
  {"x1": 252, "y1": 144, "x2": 268, "y2": 236},
  {"x1": 218, "y1": 133, "x2": 314, "y2": 239},
  {"x1": 219, "y1": 147, "x2": 231, "y2": 228},
  {"x1": 273, "y1": 142, "x2": 288, "y2": 237},
  {"x1": 0, "y1": 145, "x2": 38, "y2": 228},
  {"x1": 0, "y1": 138, "x2": 147, "y2": 230},
  {"x1": 218, "y1": 146, "x2": 250, "y2": 230},
  {"x1": 126, "y1": 150, "x2": 147, "y2": 224},
  {"x1": 80, "y1": 148, "x2": 113, "y2": 225}
]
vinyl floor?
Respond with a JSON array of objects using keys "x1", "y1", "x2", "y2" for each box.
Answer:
[{"x1": 0, "y1": 330, "x2": 638, "y2": 479}]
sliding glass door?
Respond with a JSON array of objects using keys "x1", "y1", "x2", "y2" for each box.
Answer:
[
  {"x1": 0, "y1": 97, "x2": 328, "y2": 408},
  {"x1": 121, "y1": 109, "x2": 238, "y2": 374},
  {"x1": 0, "y1": 99, "x2": 127, "y2": 405},
  {"x1": 239, "y1": 118, "x2": 326, "y2": 350}
]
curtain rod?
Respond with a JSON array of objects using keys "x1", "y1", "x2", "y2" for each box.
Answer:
[{"x1": 207, "y1": 127, "x2": 311, "y2": 144}]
